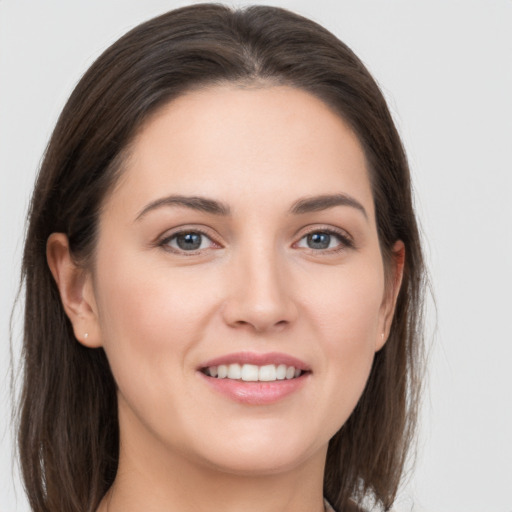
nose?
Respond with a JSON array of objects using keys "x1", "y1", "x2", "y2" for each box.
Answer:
[{"x1": 221, "y1": 243, "x2": 299, "y2": 333}]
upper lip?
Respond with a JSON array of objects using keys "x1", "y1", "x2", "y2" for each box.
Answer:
[{"x1": 199, "y1": 351, "x2": 311, "y2": 371}]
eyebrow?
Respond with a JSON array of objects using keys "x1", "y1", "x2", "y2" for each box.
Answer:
[
  {"x1": 289, "y1": 193, "x2": 368, "y2": 219},
  {"x1": 135, "y1": 195, "x2": 231, "y2": 221},
  {"x1": 135, "y1": 193, "x2": 367, "y2": 221}
]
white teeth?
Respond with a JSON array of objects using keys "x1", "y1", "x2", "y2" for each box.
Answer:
[
  {"x1": 207, "y1": 363, "x2": 303, "y2": 382},
  {"x1": 241, "y1": 364, "x2": 259, "y2": 381},
  {"x1": 227, "y1": 363, "x2": 242, "y2": 379},
  {"x1": 217, "y1": 364, "x2": 228, "y2": 378},
  {"x1": 259, "y1": 364, "x2": 277, "y2": 381},
  {"x1": 276, "y1": 364, "x2": 287, "y2": 380},
  {"x1": 285, "y1": 366, "x2": 295, "y2": 380}
]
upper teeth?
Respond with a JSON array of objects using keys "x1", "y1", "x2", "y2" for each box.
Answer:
[{"x1": 205, "y1": 363, "x2": 302, "y2": 381}]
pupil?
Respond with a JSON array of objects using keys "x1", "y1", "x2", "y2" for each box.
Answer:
[
  {"x1": 308, "y1": 232, "x2": 330, "y2": 249},
  {"x1": 177, "y1": 233, "x2": 202, "y2": 250}
]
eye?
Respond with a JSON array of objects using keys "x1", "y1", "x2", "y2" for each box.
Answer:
[
  {"x1": 295, "y1": 229, "x2": 353, "y2": 252},
  {"x1": 160, "y1": 230, "x2": 218, "y2": 253}
]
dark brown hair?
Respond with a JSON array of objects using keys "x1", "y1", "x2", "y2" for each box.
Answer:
[{"x1": 17, "y1": 3, "x2": 425, "y2": 511}]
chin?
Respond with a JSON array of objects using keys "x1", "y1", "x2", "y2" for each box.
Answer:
[
  {"x1": 188, "y1": 426, "x2": 325, "y2": 476},
  {"x1": 202, "y1": 450, "x2": 313, "y2": 477}
]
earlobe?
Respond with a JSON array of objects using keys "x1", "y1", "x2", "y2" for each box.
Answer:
[
  {"x1": 46, "y1": 233, "x2": 102, "y2": 348},
  {"x1": 376, "y1": 240, "x2": 405, "y2": 351}
]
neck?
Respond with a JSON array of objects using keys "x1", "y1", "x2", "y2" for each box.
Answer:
[
  {"x1": 102, "y1": 457, "x2": 327, "y2": 512},
  {"x1": 98, "y1": 416, "x2": 327, "y2": 512}
]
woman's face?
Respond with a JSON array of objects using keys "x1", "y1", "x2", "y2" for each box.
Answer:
[{"x1": 80, "y1": 85, "x2": 401, "y2": 475}]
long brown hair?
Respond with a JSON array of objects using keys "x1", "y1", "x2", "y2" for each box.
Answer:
[{"x1": 17, "y1": 4, "x2": 426, "y2": 511}]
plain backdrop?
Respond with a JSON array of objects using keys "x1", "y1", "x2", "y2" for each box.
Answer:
[{"x1": 1, "y1": 1, "x2": 511, "y2": 511}]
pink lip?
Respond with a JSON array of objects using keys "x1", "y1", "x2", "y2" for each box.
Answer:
[
  {"x1": 197, "y1": 351, "x2": 311, "y2": 405},
  {"x1": 199, "y1": 351, "x2": 310, "y2": 371},
  {"x1": 198, "y1": 372, "x2": 310, "y2": 405}
]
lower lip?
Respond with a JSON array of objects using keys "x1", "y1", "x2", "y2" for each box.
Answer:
[{"x1": 198, "y1": 372, "x2": 309, "y2": 405}]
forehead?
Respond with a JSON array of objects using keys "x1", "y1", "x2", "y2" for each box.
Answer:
[{"x1": 108, "y1": 84, "x2": 374, "y2": 218}]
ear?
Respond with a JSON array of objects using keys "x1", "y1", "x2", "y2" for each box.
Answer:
[
  {"x1": 376, "y1": 240, "x2": 405, "y2": 351},
  {"x1": 46, "y1": 233, "x2": 102, "y2": 348}
]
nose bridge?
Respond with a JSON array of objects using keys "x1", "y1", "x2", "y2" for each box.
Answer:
[{"x1": 222, "y1": 234, "x2": 297, "y2": 332}]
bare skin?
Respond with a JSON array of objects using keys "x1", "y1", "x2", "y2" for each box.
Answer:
[{"x1": 47, "y1": 85, "x2": 404, "y2": 512}]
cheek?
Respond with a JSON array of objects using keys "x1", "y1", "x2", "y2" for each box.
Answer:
[
  {"x1": 95, "y1": 248, "x2": 215, "y2": 340},
  {"x1": 305, "y1": 260, "x2": 384, "y2": 420},
  {"x1": 92, "y1": 249, "x2": 219, "y2": 392},
  {"x1": 91, "y1": 252, "x2": 222, "y2": 443},
  {"x1": 307, "y1": 258, "x2": 385, "y2": 346}
]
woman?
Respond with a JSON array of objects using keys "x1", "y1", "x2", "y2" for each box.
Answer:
[{"x1": 17, "y1": 4, "x2": 425, "y2": 512}]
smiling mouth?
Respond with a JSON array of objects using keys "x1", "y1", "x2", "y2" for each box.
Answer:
[{"x1": 201, "y1": 363, "x2": 307, "y2": 382}]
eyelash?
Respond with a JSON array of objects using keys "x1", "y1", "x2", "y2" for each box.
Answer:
[
  {"x1": 159, "y1": 228, "x2": 218, "y2": 255},
  {"x1": 294, "y1": 228, "x2": 354, "y2": 253},
  {"x1": 158, "y1": 226, "x2": 354, "y2": 256}
]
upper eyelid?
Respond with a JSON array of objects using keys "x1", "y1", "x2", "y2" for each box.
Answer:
[
  {"x1": 296, "y1": 224, "x2": 354, "y2": 242},
  {"x1": 159, "y1": 225, "x2": 218, "y2": 242}
]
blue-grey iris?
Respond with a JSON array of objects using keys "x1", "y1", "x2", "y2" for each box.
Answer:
[
  {"x1": 307, "y1": 233, "x2": 330, "y2": 249},
  {"x1": 176, "y1": 233, "x2": 202, "y2": 250}
]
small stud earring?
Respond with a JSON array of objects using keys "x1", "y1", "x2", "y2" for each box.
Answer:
[{"x1": 84, "y1": 333, "x2": 89, "y2": 339}]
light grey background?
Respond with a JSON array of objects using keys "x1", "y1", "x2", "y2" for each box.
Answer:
[{"x1": 1, "y1": 1, "x2": 511, "y2": 511}]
